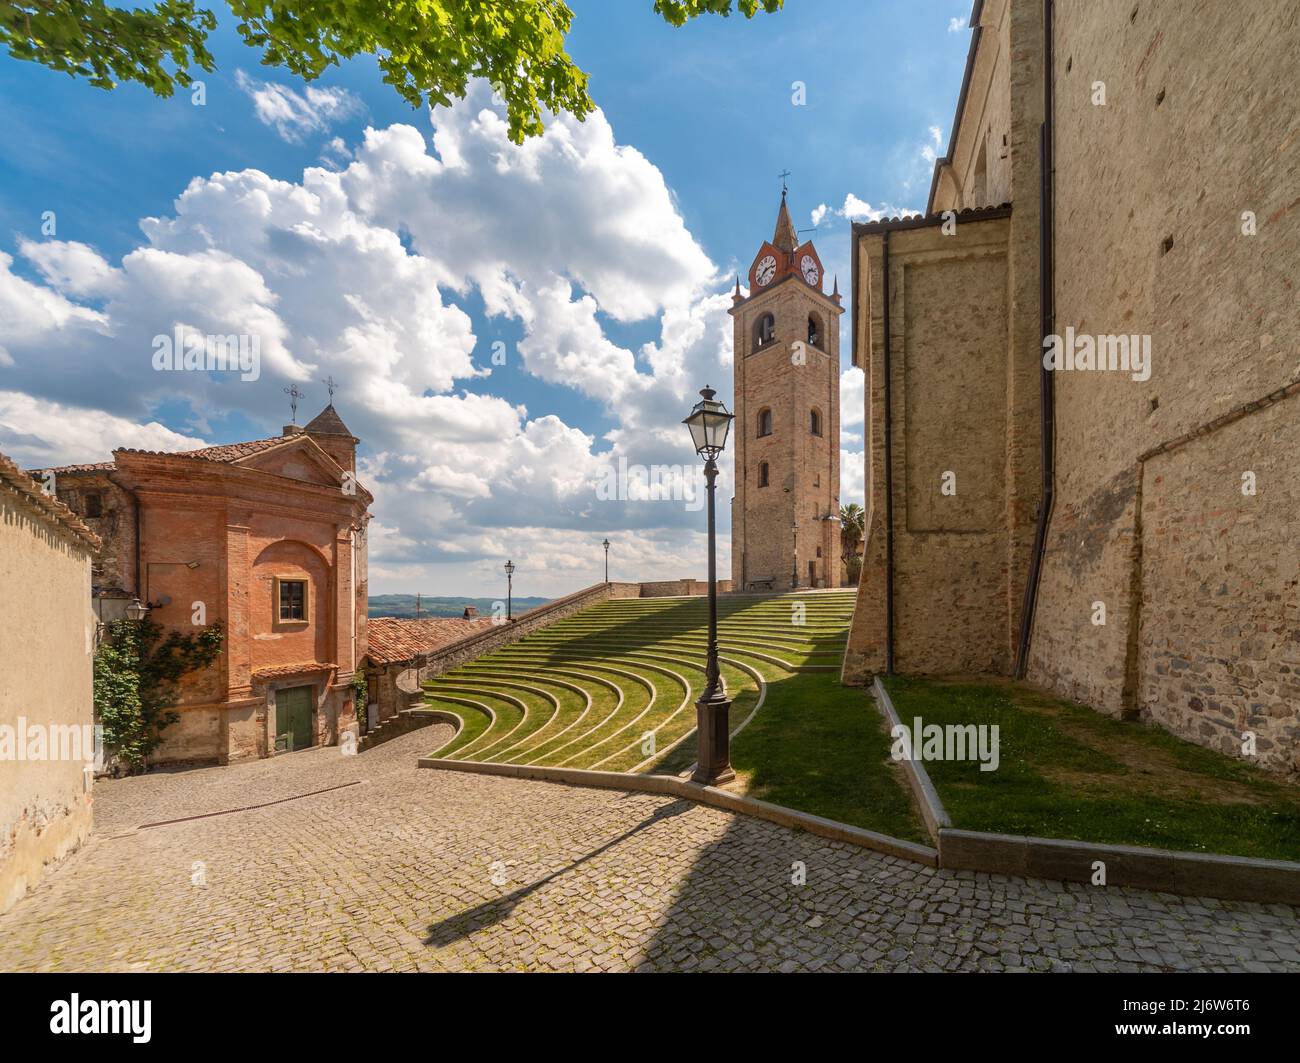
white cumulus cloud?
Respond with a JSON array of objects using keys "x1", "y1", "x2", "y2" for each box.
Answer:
[
  {"x1": 0, "y1": 81, "x2": 745, "y2": 596},
  {"x1": 236, "y1": 71, "x2": 365, "y2": 143}
]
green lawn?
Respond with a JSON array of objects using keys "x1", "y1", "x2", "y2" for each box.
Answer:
[
  {"x1": 727, "y1": 670, "x2": 924, "y2": 841},
  {"x1": 884, "y1": 676, "x2": 1300, "y2": 862}
]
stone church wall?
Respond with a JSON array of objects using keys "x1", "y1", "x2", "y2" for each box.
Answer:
[
  {"x1": 1027, "y1": 0, "x2": 1300, "y2": 773},
  {"x1": 845, "y1": 215, "x2": 1021, "y2": 679}
]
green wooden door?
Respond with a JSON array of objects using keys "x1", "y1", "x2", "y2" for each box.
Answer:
[{"x1": 275, "y1": 686, "x2": 314, "y2": 751}]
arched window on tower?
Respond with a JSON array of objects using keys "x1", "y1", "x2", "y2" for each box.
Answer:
[
  {"x1": 753, "y1": 312, "x2": 776, "y2": 351},
  {"x1": 807, "y1": 313, "x2": 822, "y2": 349},
  {"x1": 758, "y1": 462, "x2": 770, "y2": 488},
  {"x1": 757, "y1": 408, "x2": 773, "y2": 438},
  {"x1": 809, "y1": 407, "x2": 823, "y2": 437}
]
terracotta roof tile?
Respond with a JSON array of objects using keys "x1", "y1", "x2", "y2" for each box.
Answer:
[
  {"x1": 365, "y1": 617, "x2": 497, "y2": 666},
  {"x1": 115, "y1": 436, "x2": 288, "y2": 464},
  {"x1": 0, "y1": 450, "x2": 101, "y2": 552},
  {"x1": 850, "y1": 203, "x2": 1012, "y2": 234},
  {"x1": 36, "y1": 460, "x2": 117, "y2": 475},
  {"x1": 252, "y1": 662, "x2": 336, "y2": 680}
]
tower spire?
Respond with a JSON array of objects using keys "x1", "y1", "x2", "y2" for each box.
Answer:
[{"x1": 772, "y1": 192, "x2": 798, "y2": 253}]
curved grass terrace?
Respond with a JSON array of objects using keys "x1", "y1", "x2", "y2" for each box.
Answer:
[{"x1": 422, "y1": 590, "x2": 926, "y2": 841}]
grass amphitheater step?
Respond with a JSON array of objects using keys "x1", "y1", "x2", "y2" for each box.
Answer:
[{"x1": 422, "y1": 591, "x2": 927, "y2": 840}]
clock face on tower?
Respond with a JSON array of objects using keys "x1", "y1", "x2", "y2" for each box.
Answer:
[
  {"x1": 800, "y1": 254, "x2": 819, "y2": 286},
  {"x1": 755, "y1": 255, "x2": 777, "y2": 286}
]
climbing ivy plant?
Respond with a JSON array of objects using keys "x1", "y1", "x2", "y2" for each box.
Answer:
[{"x1": 93, "y1": 617, "x2": 224, "y2": 772}]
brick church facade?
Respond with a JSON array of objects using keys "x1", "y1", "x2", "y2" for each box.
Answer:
[
  {"x1": 37, "y1": 405, "x2": 371, "y2": 765},
  {"x1": 844, "y1": 0, "x2": 1299, "y2": 775},
  {"x1": 730, "y1": 192, "x2": 844, "y2": 591}
]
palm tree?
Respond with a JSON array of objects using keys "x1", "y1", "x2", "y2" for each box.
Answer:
[
  {"x1": 839, "y1": 503, "x2": 865, "y2": 561},
  {"x1": 839, "y1": 503, "x2": 865, "y2": 585}
]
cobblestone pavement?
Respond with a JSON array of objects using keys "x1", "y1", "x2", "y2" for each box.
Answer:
[{"x1": 3, "y1": 727, "x2": 1299, "y2": 972}]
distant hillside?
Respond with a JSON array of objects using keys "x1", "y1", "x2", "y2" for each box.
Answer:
[{"x1": 368, "y1": 594, "x2": 550, "y2": 620}]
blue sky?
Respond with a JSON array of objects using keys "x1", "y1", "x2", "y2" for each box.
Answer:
[{"x1": 0, "y1": 0, "x2": 973, "y2": 597}]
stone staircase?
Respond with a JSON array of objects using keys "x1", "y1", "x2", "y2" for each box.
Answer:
[{"x1": 358, "y1": 707, "x2": 444, "y2": 752}]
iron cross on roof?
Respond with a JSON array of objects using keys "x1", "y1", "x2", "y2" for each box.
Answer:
[
  {"x1": 322, "y1": 375, "x2": 338, "y2": 400},
  {"x1": 283, "y1": 384, "x2": 305, "y2": 423},
  {"x1": 778, "y1": 169, "x2": 791, "y2": 195}
]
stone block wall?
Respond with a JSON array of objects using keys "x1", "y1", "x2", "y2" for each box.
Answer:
[
  {"x1": 638, "y1": 579, "x2": 735, "y2": 597},
  {"x1": 1027, "y1": 0, "x2": 1300, "y2": 773},
  {"x1": 1136, "y1": 392, "x2": 1300, "y2": 771},
  {"x1": 845, "y1": 212, "x2": 1038, "y2": 680}
]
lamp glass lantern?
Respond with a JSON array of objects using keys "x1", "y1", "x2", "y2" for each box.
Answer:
[{"x1": 682, "y1": 387, "x2": 733, "y2": 460}]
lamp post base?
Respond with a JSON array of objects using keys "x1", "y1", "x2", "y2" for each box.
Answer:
[{"x1": 690, "y1": 696, "x2": 734, "y2": 786}]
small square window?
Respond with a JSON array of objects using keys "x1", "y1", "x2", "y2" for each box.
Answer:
[
  {"x1": 83, "y1": 492, "x2": 103, "y2": 518},
  {"x1": 277, "y1": 578, "x2": 308, "y2": 622}
]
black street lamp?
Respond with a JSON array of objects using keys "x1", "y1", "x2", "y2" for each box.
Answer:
[
  {"x1": 682, "y1": 385, "x2": 735, "y2": 786},
  {"x1": 602, "y1": 538, "x2": 610, "y2": 583},
  {"x1": 504, "y1": 559, "x2": 515, "y2": 621}
]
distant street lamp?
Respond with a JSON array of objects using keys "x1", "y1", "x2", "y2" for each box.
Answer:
[
  {"x1": 504, "y1": 559, "x2": 515, "y2": 621},
  {"x1": 682, "y1": 386, "x2": 735, "y2": 786},
  {"x1": 602, "y1": 538, "x2": 611, "y2": 583}
]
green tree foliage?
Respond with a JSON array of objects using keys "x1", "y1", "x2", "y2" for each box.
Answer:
[
  {"x1": 1, "y1": 0, "x2": 783, "y2": 142},
  {"x1": 839, "y1": 502, "x2": 864, "y2": 559},
  {"x1": 93, "y1": 617, "x2": 224, "y2": 771},
  {"x1": 840, "y1": 502, "x2": 865, "y2": 585}
]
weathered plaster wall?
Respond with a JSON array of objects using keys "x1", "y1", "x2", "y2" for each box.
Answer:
[{"x1": 0, "y1": 490, "x2": 96, "y2": 913}]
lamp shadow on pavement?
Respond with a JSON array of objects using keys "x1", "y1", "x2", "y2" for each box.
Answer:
[{"x1": 422, "y1": 797, "x2": 696, "y2": 950}]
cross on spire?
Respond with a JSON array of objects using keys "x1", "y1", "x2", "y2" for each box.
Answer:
[
  {"x1": 778, "y1": 169, "x2": 791, "y2": 196},
  {"x1": 283, "y1": 384, "x2": 305, "y2": 423},
  {"x1": 322, "y1": 375, "x2": 338, "y2": 400}
]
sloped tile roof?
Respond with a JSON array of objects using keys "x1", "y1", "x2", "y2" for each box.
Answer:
[
  {"x1": 850, "y1": 203, "x2": 1012, "y2": 234},
  {"x1": 365, "y1": 616, "x2": 497, "y2": 666},
  {"x1": 40, "y1": 436, "x2": 287, "y2": 473},
  {"x1": 0, "y1": 449, "x2": 101, "y2": 552},
  {"x1": 35, "y1": 460, "x2": 116, "y2": 474},
  {"x1": 252, "y1": 661, "x2": 336, "y2": 680},
  {"x1": 118, "y1": 436, "x2": 288, "y2": 464}
]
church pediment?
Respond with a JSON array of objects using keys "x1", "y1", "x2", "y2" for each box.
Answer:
[{"x1": 235, "y1": 437, "x2": 344, "y2": 488}]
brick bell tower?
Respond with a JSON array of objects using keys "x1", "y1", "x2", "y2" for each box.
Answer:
[{"x1": 729, "y1": 190, "x2": 844, "y2": 592}]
